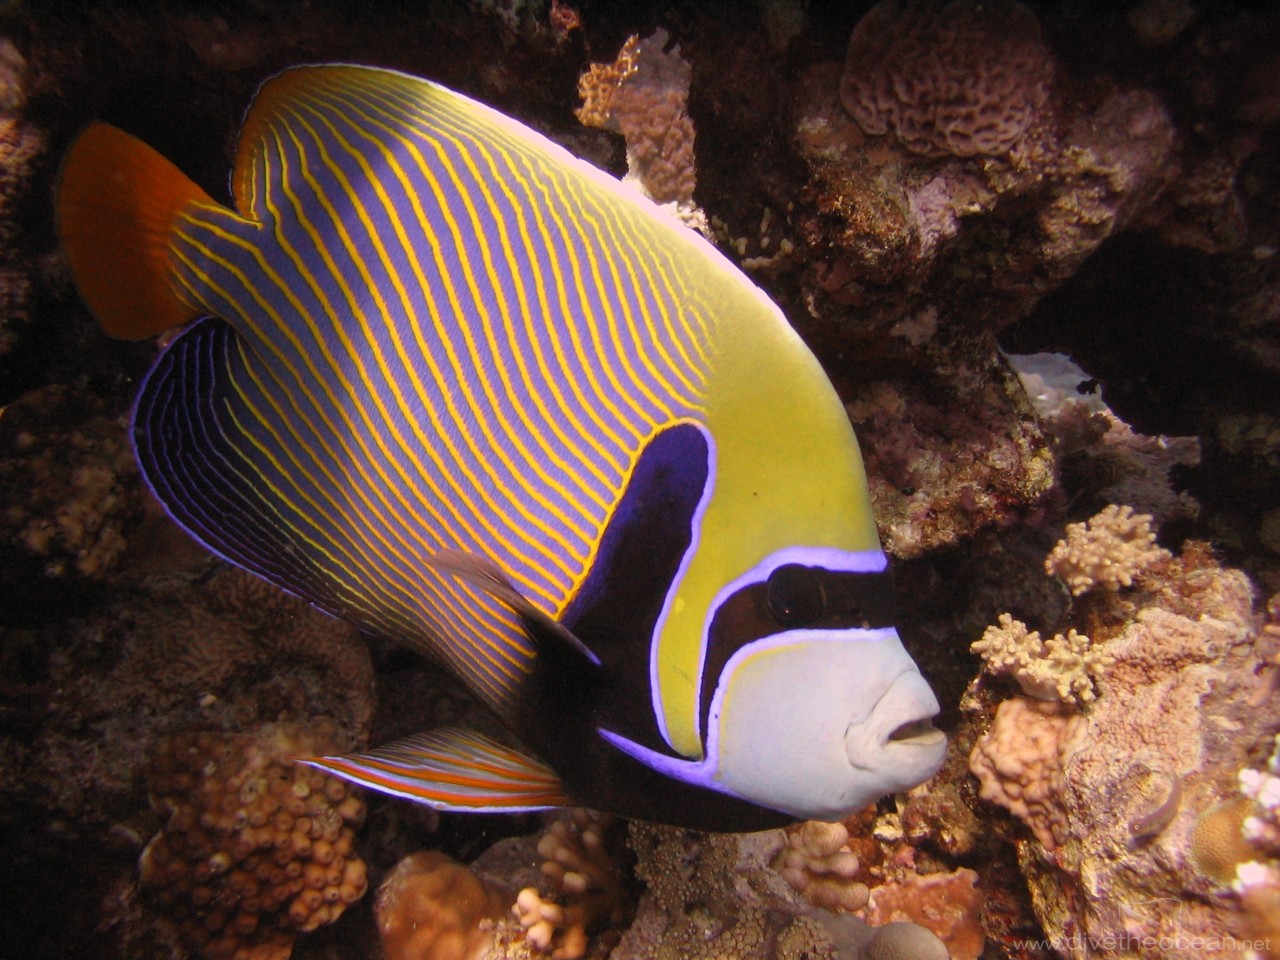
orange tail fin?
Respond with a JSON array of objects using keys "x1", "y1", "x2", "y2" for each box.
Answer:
[{"x1": 56, "y1": 123, "x2": 214, "y2": 340}]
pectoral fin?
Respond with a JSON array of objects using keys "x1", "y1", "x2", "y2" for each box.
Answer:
[
  {"x1": 298, "y1": 727, "x2": 570, "y2": 811},
  {"x1": 425, "y1": 550, "x2": 602, "y2": 668}
]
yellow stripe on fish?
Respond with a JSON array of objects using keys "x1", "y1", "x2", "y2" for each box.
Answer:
[{"x1": 56, "y1": 63, "x2": 945, "y2": 830}]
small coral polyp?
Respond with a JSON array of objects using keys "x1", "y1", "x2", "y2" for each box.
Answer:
[{"x1": 140, "y1": 721, "x2": 368, "y2": 960}]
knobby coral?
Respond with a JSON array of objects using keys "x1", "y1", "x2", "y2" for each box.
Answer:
[
  {"x1": 971, "y1": 613, "x2": 1114, "y2": 705},
  {"x1": 773, "y1": 819, "x2": 870, "y2": 912},
  {"x1": 1044, "y1": 503, "x2": 1172, "y2": 595},
  {"x1": 140, "y1": 721, "x2": 368, "y2": 960},
  {"x1": 377, "y1": 851, "x2": 506, "y2": 960},
  {"x1": 968, "y1": 697, "x2": 1085, "y2": 850},
  {"x1": 839, "y1": 0, "x2": 1054, "y2": 158},
  {"x1": 576, "y1": 28, "x2": 696, "y2": 206},
  {"x1": 514, "y1": 809, "x2": 626, "y2": 959}
]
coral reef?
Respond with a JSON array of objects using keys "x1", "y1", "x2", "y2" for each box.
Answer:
[
  {"x1": 966, "y1": 528, "x2": 1277, "y2": 957},
  {"x1": 843, "y1": 370, "x2": 1056, "y2": 559},
  {"x1": 840, "y1": 0, "x2": 1055, "y2": 159},
  {"x1": 377, "y1": 851, "x2": 506, "y2": 960},
  {"x1": 616, "y1": 823, "x2": 837, "y2": 960},
  {"x1": 0, "y1": 36, "x2": 42, "y2": 366},
  {"x1": 576, "y1": 29, "x2": 695, "y2": 207},
  {"x1": 1044, "y1": 504, "x2": 1172, "y2": 596},
  {"x1": 1235, "y1": 735, "x2": 1280, "y2": 957},
  {"x1": 3, "y1": 3, "x2": 1280, "y2": 959},
  {"x1": 140, "y1": 722, "x2": 368, "y2": 960},
  {"x1": 864, "y1": 867, "x2": 985, "y2": 960},
  {"x1": 0, "y1": 385, "x2": 145, "y2": 586}
]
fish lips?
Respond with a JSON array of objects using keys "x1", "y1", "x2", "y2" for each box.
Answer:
[{"x1": 845, "y1": 667, "x2": 947, "y2": 792}]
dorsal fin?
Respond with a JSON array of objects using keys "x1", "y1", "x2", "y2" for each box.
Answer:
[{"x1": 231, "y1": 65, "x2": 320, "y2": 216}]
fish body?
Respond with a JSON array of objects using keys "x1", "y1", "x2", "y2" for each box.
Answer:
[{"x1": 57, "y1": 64, "x2": 945, "y2": 830}]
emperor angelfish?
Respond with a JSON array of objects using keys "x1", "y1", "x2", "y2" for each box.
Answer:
[{"x1": 57, "y1": 64, "x2": 946, "y2": 831}]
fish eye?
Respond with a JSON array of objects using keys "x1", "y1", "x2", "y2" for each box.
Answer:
[{"x1": 765, "y1": 564, "x2": 826, "y2": 628}]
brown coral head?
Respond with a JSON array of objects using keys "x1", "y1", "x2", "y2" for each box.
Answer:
[
  {"x1": 377, "y1": 851, "x2": 505, "y2": 960},
  {"x1": 140, "y1": 722, "x2": 368, "y2": 960},
  {"x1": 840, "y1": 0, "x2": 1055, "y2": 158},
  {"x1": 1189, "y1": 796, "x2": 1256, "y2": 887}
]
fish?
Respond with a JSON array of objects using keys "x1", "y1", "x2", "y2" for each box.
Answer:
[{"x1": 56, "y1": 63, "x2": 946, "y2": 831}]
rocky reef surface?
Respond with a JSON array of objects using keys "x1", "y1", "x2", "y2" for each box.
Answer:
[{"x1": 1, "y1": 2, "x2": 1278, "y2": 959}]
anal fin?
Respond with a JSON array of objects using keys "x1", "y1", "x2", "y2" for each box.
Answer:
[{"x1": 297, "y1": 727, "x2": 570, "y2": 812}]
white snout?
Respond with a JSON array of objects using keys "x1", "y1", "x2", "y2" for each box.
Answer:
[{"x1": 709, "y1": 628, "x2": 946, "y2": 820}]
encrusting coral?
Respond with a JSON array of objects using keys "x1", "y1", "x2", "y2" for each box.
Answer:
[
  {"x1": 839, "y1": 0, "x2": 1054, "y2": 159},
  {"x1": 377, "y1": 850, "x2": 507, "y2": 960},
  {"x1": 971, "y1": 613, "x2": 1114, "y2": 705},
  {"x1": 139, "y1": 721, "x2": 368, "y2": 960},
  {"x1": 576, "y1": 28, "x2": 696, "y2": 207},
  {"x1": 863, "y1": 867, "x2": 985, "y2": 960},
  {"x1": 1044, "y1": 503, "x2": 1172, "y2": 596}
]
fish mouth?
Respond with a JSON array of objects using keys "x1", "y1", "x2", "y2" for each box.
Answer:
[
  {"x1": 886, "y1": 715, "x2": 945, "y2": 746},
  {"x1": 846, "y1": 668, "x2": 947, "y2": 782}
]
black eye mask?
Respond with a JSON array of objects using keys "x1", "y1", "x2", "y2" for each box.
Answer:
[{"x1": 698, "y1": 564, "x2": 897, "y2": 740}]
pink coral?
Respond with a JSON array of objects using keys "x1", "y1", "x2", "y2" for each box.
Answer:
[
  {"x1": 864, "y1": 868, "x2": 985, "y2": 960},
  {"x1": 968, "y1": 697, "x2": 1084, "y2": 850},
  {"x1": 840, "y1": 0, "x2": 1054, "y2": 158},
  {"x1": 1045, "y1": 504, "x2": 1172, "y2": 595},
  {"x1": 576, "y1": 29, "x2": 696, "y2": 206}
]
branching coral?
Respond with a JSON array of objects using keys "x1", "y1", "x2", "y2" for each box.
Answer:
[
  {"x1": 140, "y1": 721, "x2": 367, "y2": 960},
  {"x1": 772, "y1": 819, "x2": 869, "y2": 912},
  {"x1": 514, "y1": 809, "x2": 625, "y2": 959},
  {"x1": 576, "y1": 28, "x2": 696, "y2": 206},
  {"x1": 839, "y1": 0, "x2": 1054, "y2": 158},
  {"x1": 971, "y1": 613, "x2": 1114, "y2": 705},
  {"x1": 967, "y1": 697, "x2": 1084, "y2": 850},
  {"x1": 377, "y1": 851, "x2": 506, "y2": 960},
  {"x1": 1044, "y1": 503, "x2": 1172, "y2": 595},
  {"x1": 1236, "y1": 735, "x2": 1280, "y2": 956}
]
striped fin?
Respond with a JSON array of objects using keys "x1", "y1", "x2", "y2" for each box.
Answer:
[
  {"x1": 298, "y1": 727, "x2": 570, "y2": 811},
  {"x1": 56, "y1": 123, "x2": 214, "y2": 339}
]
